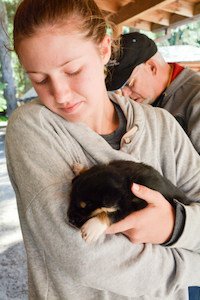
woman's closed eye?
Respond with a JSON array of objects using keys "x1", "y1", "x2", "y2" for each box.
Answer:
[
  {"x1": 66, "y1": 68, "x2": 82, "y2": 77},
  {"x1": 28, "y1": 74, "x2": 49, "y2": 86},
  {"x1": 35, "y1": 78, "x2": 48, "y2": 85}
]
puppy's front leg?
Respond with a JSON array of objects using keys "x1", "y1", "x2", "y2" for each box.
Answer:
[{"x1": 81, "y1": 212, "x2": 110, "y2": 243}]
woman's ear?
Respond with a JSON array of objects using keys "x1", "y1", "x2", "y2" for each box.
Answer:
[{"x1": 99, "y1": 35, "x2": 112, "y2": 65}]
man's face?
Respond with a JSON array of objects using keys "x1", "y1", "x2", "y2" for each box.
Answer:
[{"x1": 121, "y1": 63, "x2": 161, "y2": 104}]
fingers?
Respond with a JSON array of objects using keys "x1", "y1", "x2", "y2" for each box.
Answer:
[
  {"x1": 131, "y1": 183, "x2": 166, "y2": 205},
  {"x1": 106, "y1": 183, "x2": 172, "y2": 236},
  {"x1": 106, "y1": 211, "x2": 138, "y2": 234}
]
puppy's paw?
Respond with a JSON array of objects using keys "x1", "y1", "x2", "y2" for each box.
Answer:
[{"x1": 81, "y1": 217, "x2": 108, "y2": 243}]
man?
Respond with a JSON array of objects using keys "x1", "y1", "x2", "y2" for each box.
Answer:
[{"x1": 106, "y1": 32, "x2": 200, "y2": 154}]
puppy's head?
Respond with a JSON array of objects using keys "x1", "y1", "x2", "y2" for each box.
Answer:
[{"x1": 68, "y1": 164, "x2": 128, "y2": 228}]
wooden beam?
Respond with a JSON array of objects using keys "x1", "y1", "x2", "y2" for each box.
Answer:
[
  {"x1": 186, "y1": 0, "x2": 199, "y2": 3},
  {"x1": 162, "y1": 0, "x2": 194, "y2": 17},
  {"x1": 152, "y1": 12, "x2": 200, "y2": 32},
  {"x1": 141, "y1": 10, "x2": 171, "y2": 26},
  {"x1": 170, "y1": 12, "x2": 192, "y2": 24},
  {"x1": 151, "y1": 15, "x2": 188, "y2": 32},
  {"x1": 128, "y1": 20, "x2": 152, "y2": 31},
  {"x1": 194, "y1": 2, "x2": 200, "y2": 14},
  {"x1": 179, "y1": 61, "x2": 200, "y2": 72},
  {"x1": 110, "y1": 0, "x2": 176, "y2": 25}
]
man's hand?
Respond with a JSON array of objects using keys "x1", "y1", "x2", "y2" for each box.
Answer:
[{"x1": 106, "y1": 183, "x2": 175, "y2": 244}]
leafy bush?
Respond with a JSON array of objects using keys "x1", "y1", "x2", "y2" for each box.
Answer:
[{"x1": 0, "y1": 82, "x2": 7, "y2": 113}]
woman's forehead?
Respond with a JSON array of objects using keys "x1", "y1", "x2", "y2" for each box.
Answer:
[{"x1": 18, "y1": 30, "x2": 98, "y2": 72}]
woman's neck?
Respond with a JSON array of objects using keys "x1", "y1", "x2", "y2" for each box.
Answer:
[{"x1": 91, "y1": 99, "x2": 119, "y2": 135}]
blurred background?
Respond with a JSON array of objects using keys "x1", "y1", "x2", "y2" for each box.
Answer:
[{"x1": 0, "y1": 0, "x2": 200, "y2": 120}]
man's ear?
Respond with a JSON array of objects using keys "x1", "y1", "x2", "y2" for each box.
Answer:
[
  {"x1": 146, "y1": 59, "x2": 157, "y2": 75},
  {"x1": 99, "y1": 35, "x2": 112, "y2": 65}
]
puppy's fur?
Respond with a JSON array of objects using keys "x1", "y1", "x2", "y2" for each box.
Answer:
[{"x1": 68, "y1": 160, "x2": 189, "y2": 242}]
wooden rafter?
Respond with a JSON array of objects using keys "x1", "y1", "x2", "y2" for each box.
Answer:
[
  {"x1": 141, "y1": 10, "x2": 171, "y2": 26},
  {"x1": 162, "y1": 0, "x2": 194, "y2": 17},
  {"x1": 109, "y1": 0, "x2": 176, "y2": 25},
  {"x1": 94, "y1": 0, "x2": 200, "y2": 32}
]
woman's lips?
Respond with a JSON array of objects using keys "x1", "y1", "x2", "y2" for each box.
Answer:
[{"x1": 60, "y1": 101, "x2": 82, "y2": 113}]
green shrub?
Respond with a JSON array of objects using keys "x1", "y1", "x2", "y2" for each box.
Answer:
[{"x1": 0, "y1": 82, "x2": 7, "y2": 112}]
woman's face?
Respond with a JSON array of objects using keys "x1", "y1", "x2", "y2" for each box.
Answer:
[{"x1": 18, "y1": 24, "x2": 111, "y2": 129}]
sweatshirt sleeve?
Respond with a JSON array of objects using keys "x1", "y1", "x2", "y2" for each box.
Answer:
[
  {"x1": 155, "y1": 107, "x2": 200, "y2": 252},
  {"x1": 186, "y1": 89, "x2": 200, "y2": 155},
  {"x1": 5, "y1": 103, "x2": 200, "y2": 299}
]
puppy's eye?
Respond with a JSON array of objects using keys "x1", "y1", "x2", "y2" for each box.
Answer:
[{"x1": 80, "y1": 201, "x2": 86, "y2": 208}]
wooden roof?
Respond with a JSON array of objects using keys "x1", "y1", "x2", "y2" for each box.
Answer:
[{"x1": 95, "y1": 0, "x2": 200, "y2": 33}]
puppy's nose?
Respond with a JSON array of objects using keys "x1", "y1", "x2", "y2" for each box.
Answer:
[
  {"x1": 68, "y1": 214, "x2": 81, "y2": 228},
  {"x1": 69, "y1": 218, "x2": 76, "y2": 225}
]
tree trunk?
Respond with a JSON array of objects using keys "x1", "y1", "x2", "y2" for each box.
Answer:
[{"x1": 0, "y1": 1, "x2": 17, "y2": 117}]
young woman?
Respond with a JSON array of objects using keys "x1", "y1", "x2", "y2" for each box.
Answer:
[{"x1": 6, "y1": 0, "x2": 200, "y2": 299}]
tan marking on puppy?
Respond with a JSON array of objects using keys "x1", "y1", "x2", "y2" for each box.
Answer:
[
  {"x1": 81, "y1": 212, "x2": 111, "y2": 243},
  {"x1": 72, "y1": 163, "x2": 88, "y2": 176},
  {"x1": 97, "y1": 211, "x2": 111, "y2": 226},
  {"x1": 80, "y1": 201, "x2": 86, "y2": 208},
  {"x1": 91, "y1": 206, "x2": 118, "y2": 218}
]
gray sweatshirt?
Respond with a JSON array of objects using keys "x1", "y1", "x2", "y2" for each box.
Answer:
[
  {"x1": 153, "y1": 67, "x2": 200, "y2": 154},
  {"x1": 5, "y1": 94, "x2": 200, "y2": 300}
]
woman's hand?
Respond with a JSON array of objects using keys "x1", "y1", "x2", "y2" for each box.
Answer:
[{"x1": 106, "y1": 183, "x2": 175, "y2": 244}]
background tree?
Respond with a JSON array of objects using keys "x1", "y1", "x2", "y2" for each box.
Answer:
[
  {"x1": 142, "y1": 20, "x2": 200, "y2": 47},
  {"x1": 167, "y1": 21, "x2": 200, "y2": 47},
  {"x1": 0, "y1": 0, "x2": 16, "y2": 116}
]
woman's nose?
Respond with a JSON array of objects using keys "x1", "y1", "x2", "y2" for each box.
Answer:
[{"x1": 51, "y1": 80, "x2": 72, "y2": 104}]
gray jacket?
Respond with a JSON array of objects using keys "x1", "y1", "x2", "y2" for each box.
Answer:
[
  {"x1": 5, "y1": 94, "x2": 200, "y2": 300},
  {"x1": 153, "y1": 68, "x2": 200, "y2": 154}
]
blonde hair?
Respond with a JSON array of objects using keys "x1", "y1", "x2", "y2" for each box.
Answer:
[{"x1": 13, "y1": 0, "x2": 116, "y2": 53}]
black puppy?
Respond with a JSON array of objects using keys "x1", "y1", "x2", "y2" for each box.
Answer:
[{"x1": 68, "y1": 160, "x2": 189, "y2": 243}]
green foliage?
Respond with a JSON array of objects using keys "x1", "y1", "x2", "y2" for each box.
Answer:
[
  {"x1": 0, "y1": 82, "x2": 7, "y2": 112},
  {"x1": 167, "y1": 21, "x2": 200, "y2": 47},
  {"x1": 12, "y1": 51, "x2": 31, "y2": 98},
  {"x1": 4, "y1": 0, "x2": 30, "y2": 98},
  {"x1": 140, "y1": 20, "x2": 200, "y2": 47},
  {"x1": 3, "y1": 0, "x2": 18, "y2": 37},
  {"x1": 0, "y1": 115, "x2": 8, "y2": 122},
  {"x1": 155, "y1": 20, "x2": 200, "y2": 47}
]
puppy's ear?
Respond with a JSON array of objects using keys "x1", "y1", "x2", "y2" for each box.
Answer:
[{"x1": 72, "y1": 163, "x2": 88, "y2": 176}]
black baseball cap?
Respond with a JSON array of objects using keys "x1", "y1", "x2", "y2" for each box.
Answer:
[{"x1": 106, "y1": 32, "x2": 158, "y2": 91}]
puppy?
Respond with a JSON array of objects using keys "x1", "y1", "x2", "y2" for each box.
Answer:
[{"x1": 68, "y1": 160, "x2": 189, "y2": 243}]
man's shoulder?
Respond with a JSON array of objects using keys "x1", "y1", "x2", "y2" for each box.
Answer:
[
  {"x1": 175, "y1": 67, "x2": 200, "y2": 84},
  {"x1": 166, "y1": 68, "x2": 200, "y2": 96}
]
